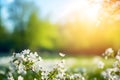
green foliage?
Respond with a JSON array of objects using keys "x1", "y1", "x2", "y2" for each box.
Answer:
[
  {"x1": 26, "y1": 13, "x2": 60, "y2": 51},
  {"x1": 0, "y1": 12, "x2": 60, "y2": 52},
  {"x1": 0, "y1": 24, "x2": 11, "y2": 52}
]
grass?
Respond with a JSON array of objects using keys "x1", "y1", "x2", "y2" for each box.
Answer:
[{"x1": 0, "y1": 54, "x2": 114, "y2": 80}]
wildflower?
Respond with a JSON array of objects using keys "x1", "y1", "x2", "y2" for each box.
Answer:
[
  {"x1": 15, "y1": 53, "x2": 22, "y2": 60},
  {"x1": 7, "y1": 72, "x2": 14, "y2": 80},
  {"x1": 116, "y1": 51, "x2": 120, "y2": 62},
  {"x1": 8, "y1": 76, "x2": 14, "y2": 80},
  {"x1": 97, "y1": 61, "x2": 104, "y2": 69},
  {"x1": 17, "y1": 63, "x2": 26, "y2": 74},
  {"x1": 41, "y1": 70, "x2": 48, "y2": 79},
  {"x1": 32, "y1": 61, "x2": 41, "y2": 72},
  {"x1": 70, "y1": 75, "x2": 74, "y2": 79},
  {"x1": 113, "y1": 61, "x2": 119, "y2": 67},
  {"x1": 59, "y1": 53, "x2": 65, "y2": 57},
  {"x1": 105, "y1": 48, "x2": 114, "y2": 54},
  {"x1": 18, "y1": 76, "x2": 23, "y2": 80},
  {"x1": 117, "y1": 49, "x2": 120, "y2": 55},
  {"x1": 34, "y1": 78, "x2": 37, "y2": 80},
  {"x1": 22, "y1": 49, "x2": 30, "y2": 54},
  {"x1": 7, "y1": 49, "x2": 86, "y2": 80},
  {"x1": 72, "y1": 74, "x2": 85, "y2": 80},
  {"x1": 103, "y1": 48, "x2": 114, "y2": 59},
  {"x1": 101, "y1": 49, "x2": 120, "y2": 80},
  {"x1": 116, "y1": 55, "x2": 120, "y2": 61},
  {"x1": 101, "y1": 68, "x2": 113, "y2": 79}
]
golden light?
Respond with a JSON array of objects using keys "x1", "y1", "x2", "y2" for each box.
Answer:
[
  {"x1": 84, "y1": 4, "x2": 100, "y2": 22},
  {"x1": 78, "y1": 0, "x2": 102, "y2": 22},
  {"x1": 60, "y1": 0, "x2": 105, "y2": 24},
  {"x1": 59, "y1": 0, "x2": 120, "y2": 53}
]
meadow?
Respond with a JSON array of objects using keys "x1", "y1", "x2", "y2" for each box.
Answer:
[
  {"x1": 0, "y1": 0, "x2": 120, "y2": 80},
  {"x1": 0, "y1": 48, "x2": 119, "y2": 80}
]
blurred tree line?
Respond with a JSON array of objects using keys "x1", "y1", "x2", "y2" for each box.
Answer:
[
  {"x1": 0, "y1": 0, "x2": 60, "y2": 53},
  {"x1": 0, "y1": 0, "x2": 120, "y2": 54}
]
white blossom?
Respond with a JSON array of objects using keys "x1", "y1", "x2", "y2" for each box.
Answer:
[
  {"x1": 59, "y1": 53, "x2": 65, "y2": 57},
  {"x1": 22, "y1": 49, "x2": 30, "y2": 54},
  {"x1": 101, "y1": 49, "x2": 120, "y2": 80},
  {"x1": 97, "y1": 61, "x2": 104, "y2": 69},
  {"x1": 18, "y1": 76, "x2": 23, "y2": 80},
  {"x1": 18, "y1": 63, "x2": 26, "y2": 74},
  {"x1": 7, "y1": 49, "x2": 86, "y2": 80},
  {"x1": 116, "y1": 55, "x2": 120, "y2": 61},
  {"x1": 103, "y1": 48, "x2": 114, "y2": 59},
  {"x1": 8, "y1": 76, "x2": 14, "y2": 80}
]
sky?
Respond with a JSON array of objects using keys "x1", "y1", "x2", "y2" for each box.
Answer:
[
  {"x1": 38, "y1": 0, "x2": 76, "y2": 22},
  {"x1": 1, "y1": 0, "x2": 15, "y2": 31},
  {"x1": 1, "y1": 0, "x2": 73, "y2": 31},
  {"x1": 1, "y1": 0, "x2": 120, "y2": 31},
  {"x1": 1, "y1": 0, "x2": 90, "y2": 24}
]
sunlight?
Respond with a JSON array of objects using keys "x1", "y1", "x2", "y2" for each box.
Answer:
[
  {"x1": 84, "y1": 4, "x2": 101, "y2": 22},
  {"x1": 59, "y1": 0, "x2": 104, "y2": 24}
]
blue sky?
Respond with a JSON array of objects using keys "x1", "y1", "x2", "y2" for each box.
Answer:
[
  {"x1": 1, "y1": 0, "x2": 14, "y2": 31},
  {"x1": 38, "y1": 0, "x2": 74, "y2": 22},
  {"x1": 1, "y1": 0, "x2": 73, "y2": 31},
  {"x1": 1, "y1": 0, "x2": 81, "y2": 31}
]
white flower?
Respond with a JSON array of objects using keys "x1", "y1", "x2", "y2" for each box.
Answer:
[
  {"x1": 73, "y1": 74, "x2": 81, "y2": 78},
  {"x1": 101, "y1": 48, "x2": 120, "y2": 80},
  {"x1": 101, "y1": 68, "x2": 112, "y2": 79},
  {"x1": 112, "y1": 75, "x2": 120, "y2": 80},
  {"x1": 59, "y1": 53, "x2": 65, "y2": 57},
  {"x1": 8, "y1": 73, "x2": 14, "y2": 80},
  {"x1": 105, "y1": 48, "x2": 113, "y2": 55},
  {"x1": 18, "y1": 63, "x2": 26, "y2": 74},
  {"x1": 22, "y1": 49, "x2": 30, "y2": 54},
  {"x1": 32, "y1": 61, "x2": 44, "y2": 72},
  {"x1": 102, "y1": 67, "x2": 120, "y2": 80},
  {"x1": 117, "y1": 49, "x2": 120, "y2": 55},
  {"x1": 113, "y1": 61, "x2": 119, "y2": 67},
  {"x1": 56, "y1": 59, "x2": 65, "y2": 69},
  {"x1": 15, "y1": 53, "x2": 22, "y2": 60},
  {"x1": 8, "y1": 49, "x2": 87, "y2": 80},
  {"x1": 56, "y1": 73, "x2": 65, "y2": 79},
  {"x1": 18, "y1": 76, "x2": 23, "y2": 80},
  {"x1": 71, "y1": 74, "x2": 85, "y2": 80},
  {"x1": 97, "y1": 61, "x2": 104, "y2": 69},
  {"x1": 34, "y1": 78, "x2": 37, "y2": 80},
  {"x1": 116, "y1": 55, "x2": 120, "y2": 61},
  {"x1": 34, "y1": 52, "x2": 38, "y2": 56},
  {"x1": 103, "y1": 48, "x2": 114, "y2": 59},
  {"x1": 112, "y1": 67, "x2": 120, "y2": 72},
  {"x1": 116, "y1": 50, "x2": 120, "y2": 61},
  {"x1": 27, "y1": 52, "x2": 39, "y2": 62},
  {"x1": 8, "y1": 76, "x2": 14, "y2": 80}
]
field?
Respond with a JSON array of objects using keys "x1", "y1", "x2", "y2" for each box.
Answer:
[{"x1": 0, "y1": 52, "x2": 116, "y2": 80}]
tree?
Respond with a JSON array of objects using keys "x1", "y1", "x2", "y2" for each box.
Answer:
[
  {"x1": 6, "y1": 0, "x2": 38, "y2": 52},
  {"x1": 26, "y1": 13, "x2": 60, "y2": 52}
]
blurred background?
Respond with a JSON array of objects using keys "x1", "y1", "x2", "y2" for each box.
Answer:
[{"x1": 0, "y1": 0, "x2": 120, "y2": 55}]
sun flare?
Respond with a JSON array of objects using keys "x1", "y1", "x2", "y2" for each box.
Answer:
[
  {"x1": 59, "y1": 0, "x2": 120, "y2": 50},
  {"x1": 60, "y1": 0, "x2": 103, "y2": 22},
  {"x1": 84, "y1": 4, "x2": 101, "y2": 21},
  {"x1": 60, "y1": 0, "x2": 120, "y2": 26},
  {"x1": 77, "y1": 0, "x2": 105, "y2": 25}
]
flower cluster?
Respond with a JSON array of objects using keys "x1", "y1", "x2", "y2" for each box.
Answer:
[
  {"x1": 6, "y1": 48, "x2": 120, "y2": 80},
  {"x1": 7, "y1": 49, "x2": 85, "y2": 80},
  {"x1": 101, "y1": 48, "x2": 120, "y2": 80}
]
